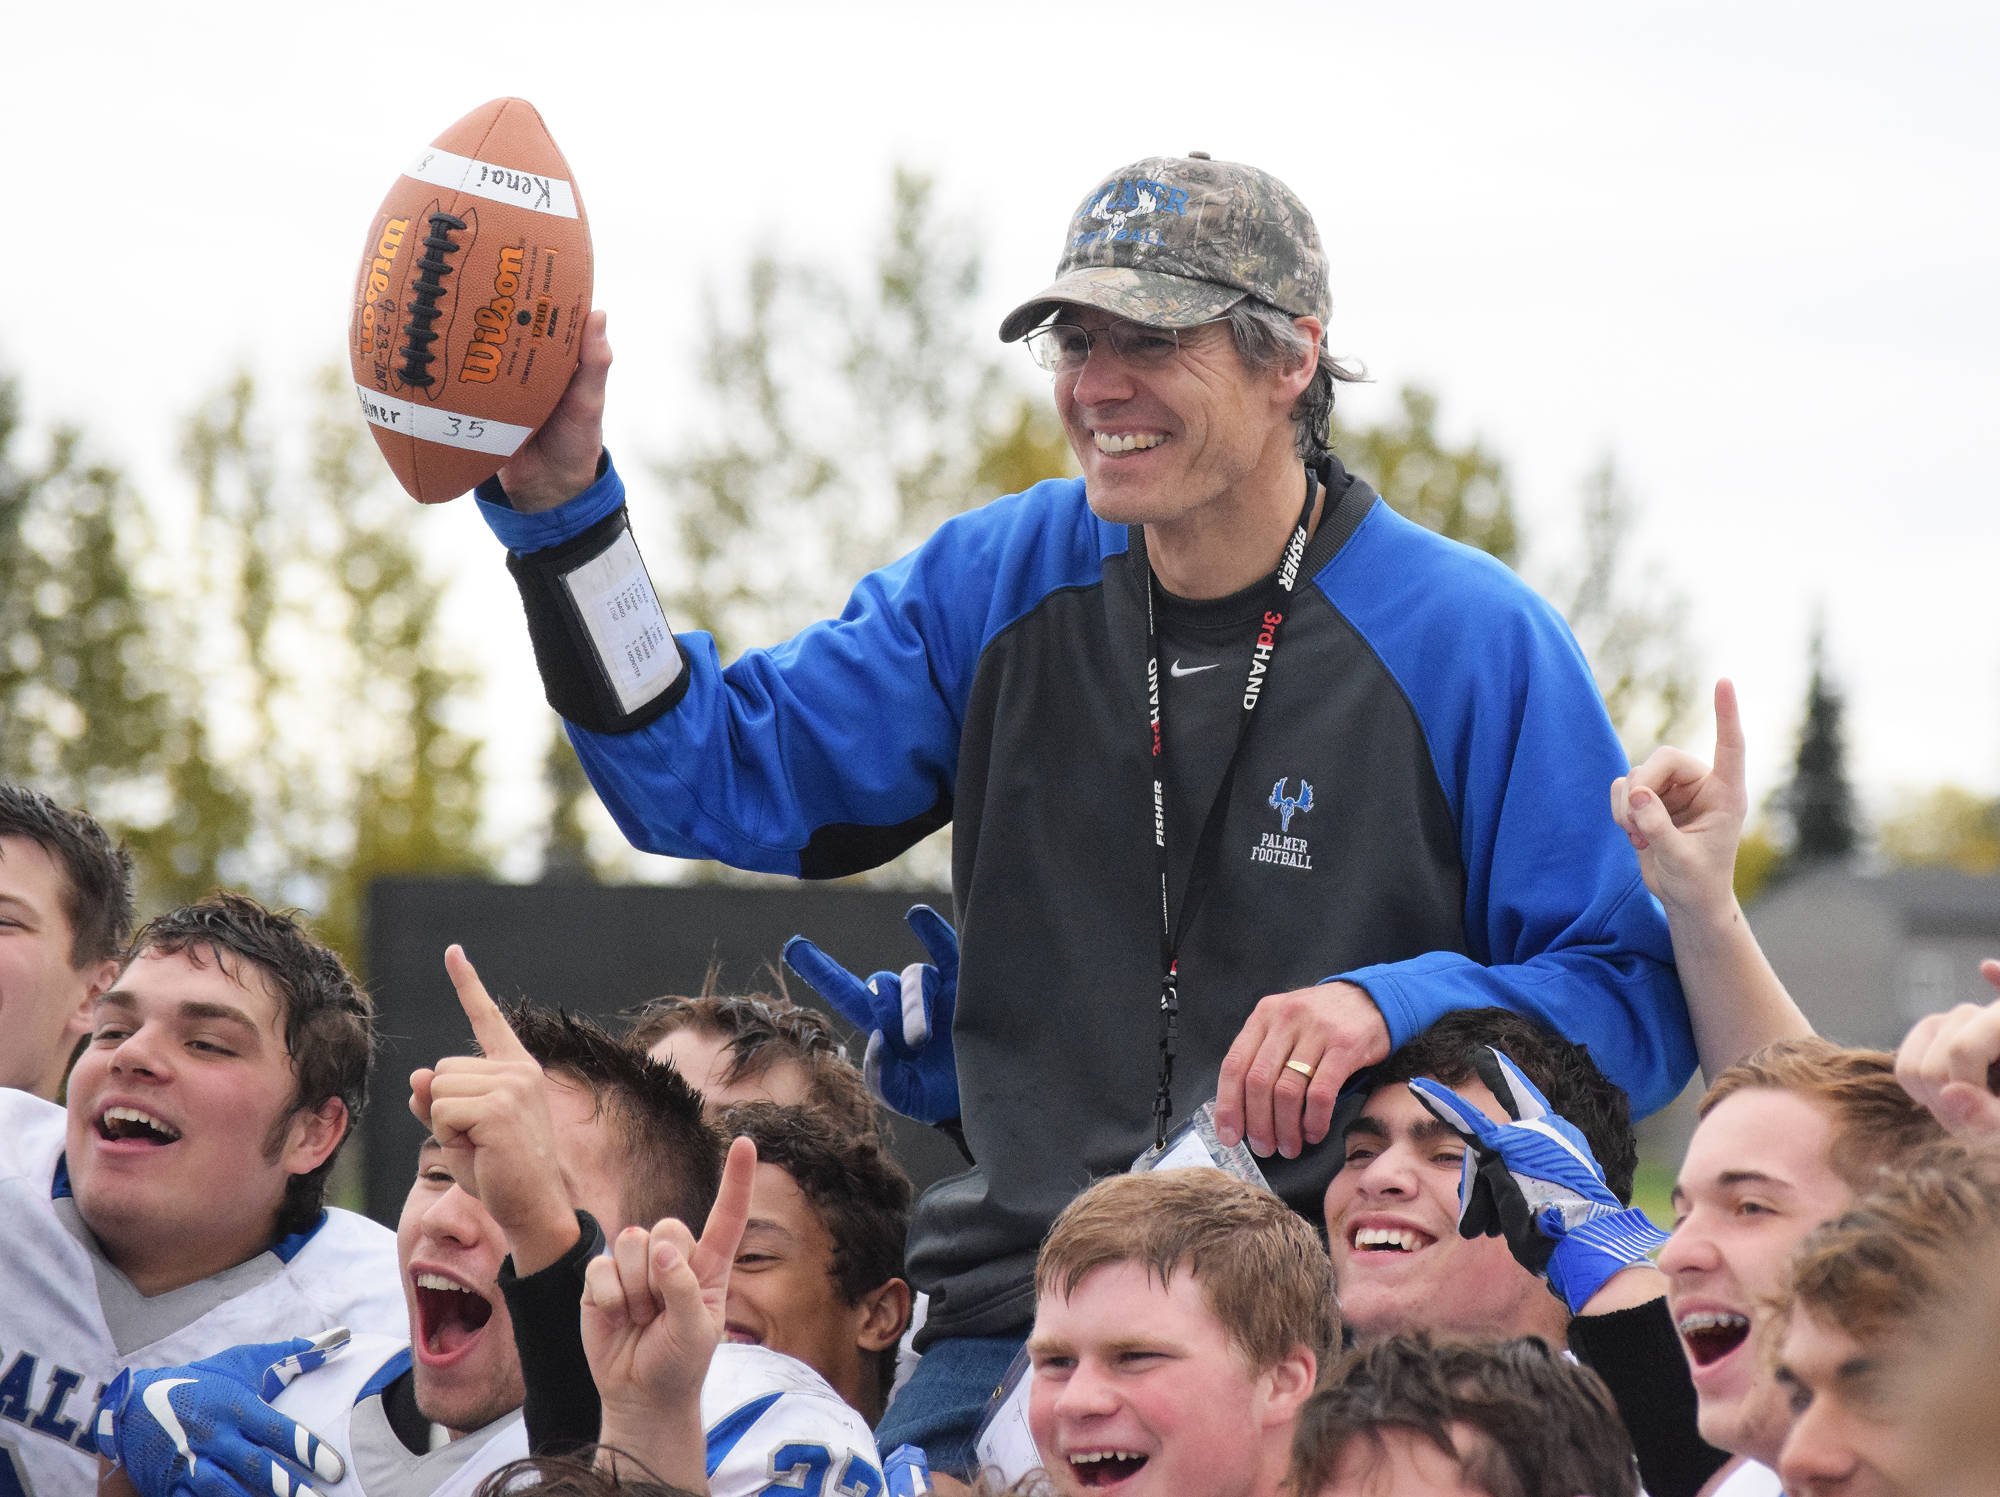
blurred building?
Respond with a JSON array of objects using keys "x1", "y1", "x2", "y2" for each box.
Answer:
[{"x1": 1637, "y1": 865, "x2": 2000, "y2": 1162}]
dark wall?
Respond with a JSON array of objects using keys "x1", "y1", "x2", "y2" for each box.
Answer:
[{"x1": 359, "y1": 876, "x2": 963, "y2": 1226}]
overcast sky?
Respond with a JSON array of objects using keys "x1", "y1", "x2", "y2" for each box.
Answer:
[{"x1": 9, "y1": 0, "x2": 1998, "y2": 861}]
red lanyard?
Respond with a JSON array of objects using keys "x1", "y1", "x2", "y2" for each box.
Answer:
[{"x1": 1144, "y1": 469, "x2": 1319, "y2": 1148}]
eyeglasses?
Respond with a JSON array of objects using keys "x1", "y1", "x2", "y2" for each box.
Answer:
[{"x1": 1023, "y1": 318, "x2": 1223, "y2": 373}]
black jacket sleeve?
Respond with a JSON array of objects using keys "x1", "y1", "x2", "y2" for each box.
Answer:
[
  {"x1": 1568, "y1": 1296, "x2": 1730, "y2": 1497},
  {"x1": 499, "y1": 1209, "x2": 606, "y2": 1455}
]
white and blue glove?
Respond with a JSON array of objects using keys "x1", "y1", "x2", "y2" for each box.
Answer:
[
  {"x1": 94, "y1": 1330, "x2": 348, "y2": 1497},
  {"x1": 784, "y1": 905, "x2": 960, "y2": 1125},
  {"x1": 883, "y1": 1444, "x2": 933, "y2": 1497},
  {"x1": 1408, "y1": 1047, "x2": 1667, "y2": 1314}
]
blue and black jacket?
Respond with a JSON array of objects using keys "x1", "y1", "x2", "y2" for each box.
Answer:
[{"x1": 479, "y1": 452, "x2": 1694, "y2": 1343}]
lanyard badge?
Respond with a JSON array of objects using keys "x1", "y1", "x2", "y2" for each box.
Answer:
[{"x1": 1145, "y1": 468, "x2": 1320, "y2": 1148}]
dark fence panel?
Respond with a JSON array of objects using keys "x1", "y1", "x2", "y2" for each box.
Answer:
[{"x1": 360, "y1": 876, "x2": 962, "y2": 1225}]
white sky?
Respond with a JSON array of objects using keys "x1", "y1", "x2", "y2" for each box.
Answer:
[{"x1": 9, "y1": 0, "x2": 1999, "y2": 863}]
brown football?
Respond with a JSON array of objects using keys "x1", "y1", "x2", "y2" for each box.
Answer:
[{"x1": 349, "y1": 98, "x2": 592, "y2": 503}]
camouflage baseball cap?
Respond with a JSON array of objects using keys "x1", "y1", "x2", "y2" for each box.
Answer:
[{"x1": 999, "y1": 153, "x2": 1329, "y2": 342}]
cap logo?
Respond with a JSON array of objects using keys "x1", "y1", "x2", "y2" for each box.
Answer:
[{"x1": 1071, "y1": 177, "x2": 1189, "y2": 251}]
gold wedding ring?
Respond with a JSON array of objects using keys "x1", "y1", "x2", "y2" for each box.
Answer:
[{"x1": 1284, "y1": 1058, "x2": 1317, "y2": 1080}]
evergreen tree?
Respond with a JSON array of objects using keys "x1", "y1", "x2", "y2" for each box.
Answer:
[{"x1": 1784, "y1": 623, "x2": 1860, "y2": 866}]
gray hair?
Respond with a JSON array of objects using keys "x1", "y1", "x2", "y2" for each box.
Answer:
[{"x1": 1224, "y1": 298, "x2": 1366, "y2": 461}]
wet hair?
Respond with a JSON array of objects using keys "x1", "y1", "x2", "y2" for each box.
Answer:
[
  {"x1": 624, "y1": 978, "x2": 880, "y2": 1140},
  {"x1": 1292, "y1": 1334, "x2": 1639, "y2": 1497},
  {"x1": 1700, "y1": 1037, "x2": 1946, "y2": 1196},
  {"x1": 716, "y1": 1101, "x2": 913, "y2": 1387},
  {"x1": 128, "y1": 893, "x2": 374, "y2": 1237},
  {"x1": 1224, "y1": 297, "x2": 1366, "y2": 463},
  {"x1": 1036, "y1": 1169, "x2": 1339, "y2": 1372},
  {"x1": 474, "y1": 1450, "x2": 701, "y2": 1497},
  {"x1": 0, "y1": 783, "x2": 134, "y2": 966},
  {"x1": 1361, "y1": 1007, "x2": 1637, "y2": 1204},
  {"x1": 504, "y1": 1005, "x2": 726, "y2": 1233}
]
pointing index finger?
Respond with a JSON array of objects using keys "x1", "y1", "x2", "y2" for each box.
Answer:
[
  {"x1": 443, "y1": 944, "x2": 531, "y2": 1061},
  {"x1": 694, "y1": 1136, "x2": 758, "y2": 1291},
  {"x1": 1711, "y1": 678, "x2": 1747, "y2": 793}
]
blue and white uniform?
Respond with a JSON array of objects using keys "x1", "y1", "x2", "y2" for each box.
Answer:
[
  {"x1": 0, "y1": 1090, "x2": 404, "y2": 1495},
  {"x1": 270, "y1": 1336, "x2": 883, "y2": 1497}
]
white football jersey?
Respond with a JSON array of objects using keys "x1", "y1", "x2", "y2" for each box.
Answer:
[
  {"x1": 271, "y1": 1335, "x2": 526, "y2": 1497},
  {"x1": 272, "y1": 1338, "x2": 885, "y2": 1497},
  {"x1": 0, "y1": 1090, "x2": 406, "y2": 1495},
  {"x1": 701, "y1": 1344, "x2": 886, "y2": 1497}
]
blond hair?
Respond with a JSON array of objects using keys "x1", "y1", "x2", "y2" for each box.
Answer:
[
  {"x1": 1699, "y1": 1037, "x2": 1944, "y2": 1194},
  {"x1": 1035, "y1": 1170, "x2": 1337, "y2": 1371}
]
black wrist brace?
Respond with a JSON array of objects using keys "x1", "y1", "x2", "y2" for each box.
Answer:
[{"x1": 505, "y1": 505, "x2": 689, "y2": 734}]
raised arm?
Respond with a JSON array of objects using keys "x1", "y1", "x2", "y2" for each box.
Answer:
[{"x1": 1611, "y1": 679, "x2": 1812, "y2": 1079}]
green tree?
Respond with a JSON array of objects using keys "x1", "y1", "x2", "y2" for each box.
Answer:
[
  {"x1": 540, "y1": 724, "x2": 600, "y2": 881},
  {"x1": 1548, "y1": 460, "x2": 1696, "y2": 755},
  {"x1": 304, "y1": 367, "x2": 490, "y2": 957},
  {"x1": 176, "y1": 367, "x2": 491, "y2": 962},
  {"x1": 0, "y1": 371, "x2": 246, "y2": 906},
  {"x1": 1779, "y1": 623, "x2": 1860, "y2": 868},
  {"x1": 1330, "y1": 385, "x2": 1519, "y2": 563},
  {"x1": 655, "y1": 166, "x2": 1070, "y2": 660},
  {"x1": 639, "y1": 168, "x2": 1069, "y2": 886},
  {"x1": 1879, "y1": 786, "x2": 2000, "y2": 874},
  {"x1": 1327, "y1": 393, "x2": 1692, "y2": 753}
]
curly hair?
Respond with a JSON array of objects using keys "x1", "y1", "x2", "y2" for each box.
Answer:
[
  {"x1": 714, "y1": 1100, "x2": 910, "y2": 1390},
  {"x1": 1363, "y1": 1007, "x2": 1637, "y2": 1204}
]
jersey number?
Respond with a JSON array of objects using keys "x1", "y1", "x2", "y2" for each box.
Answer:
[{"x1": 761, "y1": 1443, "x2": 883, "y2": 1497}]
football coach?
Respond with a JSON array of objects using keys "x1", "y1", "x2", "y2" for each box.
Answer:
[{"x1": 469, "y1": 151, "x2": 1695, "y2": 1469}]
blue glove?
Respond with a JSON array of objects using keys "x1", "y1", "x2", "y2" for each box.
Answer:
[
  {"x1": 94, "y1": 1331, "x2": 349, "y2": 1497},
  {"x1": 783, "y1": 905, "x2": 960, "y2": 1124},
  {"x1": 883, "y1": 1444, "x2": 933, "y2": 1497},
  {"x1": 1408, "y1": 1047, "x2": 1667, "y2": 1314}
]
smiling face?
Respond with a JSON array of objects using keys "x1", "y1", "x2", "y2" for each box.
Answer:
[
  {"x1": 62, "y1": 946, "x2": 342, "y2": 1294},
  {"x1": 724, "y1": 1160, "x2": 904, "y2": 1418},
  {"x1": 1659, "y1": 1088, "x2": 1855, "y2": 1461},
  {"x1": 1773, "y1": 1307, "x2": 1916, "y2": 1497},
  {"x1": 1052, "y1": 311, "x2": 1308, "y2": 556},
  {"x1": 0, "y1": 835, "x2": 116, "y2": 1101},
  {"x1": 397, "y1": 1073, "x2": 628, "y2": 1435},
  {"x1": 1324, "y1": 1079, "x2": 1568, "y2": 1345},
  {"x1": 1027, "y1": 1261, "x2": 1310, "y2": 1497}
]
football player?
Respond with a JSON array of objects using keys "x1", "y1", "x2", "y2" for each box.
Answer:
[
  {"x1": 100, "y1": 948, "x2": 886, "y2": 1497},
  {"x1": 0, "y1": 893, "x2": 402, "y2": 1495}
]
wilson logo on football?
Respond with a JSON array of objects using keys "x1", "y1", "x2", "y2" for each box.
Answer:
[{"x1": 461, "y1": 247, "x2": 527, "y2": 384}]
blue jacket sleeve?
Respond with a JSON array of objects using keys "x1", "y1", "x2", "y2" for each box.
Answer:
[
  {"x1": 1317, "y1": 506, "x2": 1696, "y2": 1118},
  {"x1": 478, "y1": 457, "x2": 1105, "y2": 877}
]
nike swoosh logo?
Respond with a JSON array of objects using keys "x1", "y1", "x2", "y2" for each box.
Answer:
[
  {"x1": 143, "y1": 1378, "x2": 198, "y2": 1473},
  {"x1": 1169, "y1": 660, "x2": 1220, "y2": 677}
]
